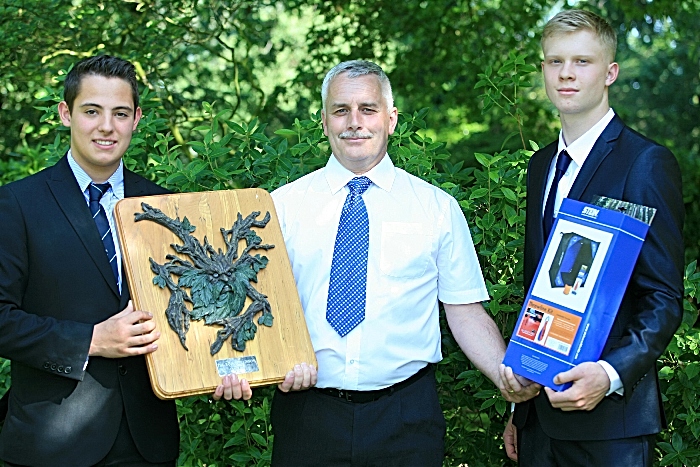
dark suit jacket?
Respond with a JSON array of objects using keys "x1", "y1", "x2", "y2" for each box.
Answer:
[
  {"x1": 513, "y1": 115, "x2": 685, "y2": 441},
  {"x1": 0, "y1": 156, "x2": 179, "y2": 466}
]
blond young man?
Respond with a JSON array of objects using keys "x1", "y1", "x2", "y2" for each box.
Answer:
[{"x1": 502, "y1": 10, "x2": 684, "y2": 466}]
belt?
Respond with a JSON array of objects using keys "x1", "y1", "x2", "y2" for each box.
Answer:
[{"x1": 313, "y1": 364, "x2": 432, "y2": 404}]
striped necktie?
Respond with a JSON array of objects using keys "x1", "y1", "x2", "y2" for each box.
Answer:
[{"x1": 88, "y1": 182, "x2": 119, "y2": 285}]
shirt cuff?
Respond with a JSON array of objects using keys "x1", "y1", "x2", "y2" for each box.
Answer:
[{"x1": 598, "y1": 359, "x2": 624, "y2": 396}]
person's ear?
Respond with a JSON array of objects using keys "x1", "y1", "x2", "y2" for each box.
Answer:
[
  {"x1": 58, "y1": 101, "x2": 72, "y2": 127},
  {"x1": 605, "y1": 62, "x2": 619, "y2": 86},
  {"x1": 321, "y1": 109, "x2": 329, "y2": 137},
  {"x1": 132, "y1": 107, "x2": 143, "y2": 131}
]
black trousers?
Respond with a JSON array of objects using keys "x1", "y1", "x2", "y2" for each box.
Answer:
[
  {"x1": 4, "y1": 409, "x2": 175, "y2": 467},
  {"x1": 271, "y1": 366, "x2": 445, "y2": 467},
  {"x1": 92, "y1": 410, "x2": 176, "y2": 467},
  {"x1": 517, "y1": 404, "x2": 656, "y2": 467}
]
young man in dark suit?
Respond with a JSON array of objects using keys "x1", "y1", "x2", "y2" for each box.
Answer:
[
  {"x1": 501, "y1": 9, "x2": 684, "y2": 466},
  {"x1": 0, "y1": 55, "x2": 179, "y2": 466}
]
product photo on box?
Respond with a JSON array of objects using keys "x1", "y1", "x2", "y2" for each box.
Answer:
[{"x1": 503, "y1": 197, "x2": 656, "y2": 390}]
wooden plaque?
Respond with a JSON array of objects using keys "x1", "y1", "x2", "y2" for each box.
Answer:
[{"x1": 114, "y1": 189, "x2": 316, "y2": 399}]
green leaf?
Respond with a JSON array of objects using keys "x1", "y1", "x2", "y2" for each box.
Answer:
[
  {"x1": 251, "y1": 433, "x2": 268, "y2": 446},
  {"x1": 474, "y1": 153, "x2": 491, "y2": 167},
  {"x1": 501, "y1": 187, "x2": 518, "y2": 202},
  {"x1": 684, "y1": 362, "x2": 699, "y2": 380},
  {"x1": 482, "y1": 212, "x2": 496, "y2": 230},
  {"x1": 275, "y1": 129, "x2": 298, "y2": 137},
  {"x1": 671, "y1": 432, "x2": 683, "y2": 452},
  {"x1": 226, "y1": 121, "x2": 246, "y2": 134},
  {"x1": 469, "y1": 188, "x2": 489, "y2": 199},
  {"x1": 479, "y1": 398, "x2": 497, "y2": 410},
  {"x1": 229, "y1": 452, "x2": 254, "y2": 463}
]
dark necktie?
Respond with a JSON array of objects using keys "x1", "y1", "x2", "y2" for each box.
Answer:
[
  {"x1": 326, "y1": 176, "x2": 372, "y2": 337},
  {"x1": 543, "y1": 150, "x2": 572, "y2": 238},
  {"x1": 88, "y1": 182, "x2": 119, "y2": 285}
]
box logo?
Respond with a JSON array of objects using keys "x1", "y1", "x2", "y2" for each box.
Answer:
[{"x1": 581, "y1": 206, "x2": 600, "y2": 218}]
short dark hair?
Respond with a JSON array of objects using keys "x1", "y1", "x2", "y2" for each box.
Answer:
[{"x1": 63, "y1": 55, "x2": 139, "y2": 112}]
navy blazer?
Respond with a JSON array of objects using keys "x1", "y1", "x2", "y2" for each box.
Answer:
[
  {"x1": 0, "y1": 156, "x2": 179, "y2": 466},
  {"x1": 513, "y1": 115, "x2": 685, "y2": 440}
]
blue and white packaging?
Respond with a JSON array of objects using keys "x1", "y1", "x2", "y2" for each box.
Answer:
[{"x1": 502, "y1": 198, "x2": 653, "y2": 390}]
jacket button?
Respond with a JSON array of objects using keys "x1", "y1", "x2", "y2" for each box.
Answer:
[
  {"x1": 65, "y1": 366, "x2": 72, "y2": 374},
  {"x1": 50, "y1": 363, "x2": 57, "y2": 371},
  {"x1": 58, "y1": 365, "x2": 64, "y2": 372},
  {"x1": 118, "y1": 365, "x2": 127, "y2": 376},
  {"x1": 43, "y1": 362, "x2": 50, "y2": 369}
]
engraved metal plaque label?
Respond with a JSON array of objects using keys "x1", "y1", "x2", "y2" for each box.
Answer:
[{"x1": 215, "y1": 355, "x2": 260, "y2": 376}]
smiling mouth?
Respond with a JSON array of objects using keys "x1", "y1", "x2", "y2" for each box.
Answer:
[{"x1": 94, "y1": 140, "x2": 116, "y2": 146}]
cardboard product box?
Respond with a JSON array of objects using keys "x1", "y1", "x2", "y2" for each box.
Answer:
[{"x1": 502, "y1": 197, "x2": 655, "y2": 390}]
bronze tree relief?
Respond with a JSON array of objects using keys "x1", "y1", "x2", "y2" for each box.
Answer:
[{"x1": 134, "y1": 203, "x2": 275, "y2": 355}]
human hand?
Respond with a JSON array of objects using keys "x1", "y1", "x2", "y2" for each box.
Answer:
[
  {"x1": 499, "y1": 364, "x2": 542, "y2": 403},
  {"x1": 277, "y1": 362, "x2": 317, "y2": 392},
  {"x1": 545, "y1": 361, "x2": 610, "y2": 411},
  {"x1": 503, "y1": 413, "x2": 518, "y2": 462},
  {"x1": 89, "y1": 301, "x2": 160, "y2": 358},
  {"x1": 213, "y1": 374, "x2": 253, "y2": 401}
]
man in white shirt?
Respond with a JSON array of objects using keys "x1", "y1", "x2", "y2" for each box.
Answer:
[
  {"x1": 270, "y1": 59, "x2": 538, "y2": 466},
  {"x1": 502, "y1": 10, "x2": 684, "y2": 466}
]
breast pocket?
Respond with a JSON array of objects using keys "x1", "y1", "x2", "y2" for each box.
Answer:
[{"x1": 380, "y1": 222, "x2": 431, "y2": 279}]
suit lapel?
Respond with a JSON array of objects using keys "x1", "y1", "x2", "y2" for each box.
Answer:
[
  {"x1": 46, "y1": 156, "x2": 121, "y2": 297},
  {"x1": 568, "y1": 115, "x2": 625, "y2": 202},
  {"x1": 124, "y1": 168, "x2": 146, "y2": 197},
  {"x1": 120, "y1": 169, "x2": 142, "y2": 305},
  {"x1": 529, "y1": 142, "x2": 558, "y2": 247},
  {"x1": 531, "y1": 144, "x2": 557, "y2": 214}
]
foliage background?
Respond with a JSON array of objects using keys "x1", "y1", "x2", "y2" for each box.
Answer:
[{"x1": 1, "y1": 0, "x2": 699, "y2": 465}]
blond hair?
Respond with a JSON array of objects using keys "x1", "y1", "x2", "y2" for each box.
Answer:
[{"x1": 542, "y1": 9, "x2": 617, "y2": 62}]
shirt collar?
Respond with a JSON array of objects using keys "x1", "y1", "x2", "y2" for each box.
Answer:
[
  {"x1": 324, "y1": 153, "x2": 396, "y2": 194},
  {"x1": 67, "y1": 150, "x2": 125, "y2": 199},
  {"x1": 558, "y1": 108, "x2": 616, "y2": 168}
]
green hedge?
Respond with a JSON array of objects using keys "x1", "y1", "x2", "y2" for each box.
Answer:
[{"x1": 1, "y1": 66, "x2": 698, "y2": 466}]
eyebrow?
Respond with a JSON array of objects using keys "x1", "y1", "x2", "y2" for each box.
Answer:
[
  {"x1": 78, "y1": 102, "x2": 134, "y2": 112},
  {"x1": 329, "y1": 101, "x2": 380, "y2": 109},
  {"x1": 544, "y1": 53, "x2": 597, "y2": 59}
]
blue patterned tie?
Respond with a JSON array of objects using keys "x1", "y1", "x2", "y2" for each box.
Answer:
[
  {"x1": 88, "y1": 182, "x2": 119, "y2": 285},
  {"x1": 327, "y1": 176, "x2": 372, "y2": 337},
  {"x1": 543, "y1": 150, "x2": 572, "y2": 238}
]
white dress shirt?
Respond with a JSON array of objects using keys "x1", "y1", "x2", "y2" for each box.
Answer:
[
  {"x1": 543, "y1": 108, "x2": 623, "y2": 395},
  {"x1": 272, "y1": 154, "x2": 489, "y2": 390},
  {"x1": 543, "y1": 108, "x2": 616, "y2": 219},
  {"x1": 67, "y1": 151, "x2": 125, "y2": 292}
]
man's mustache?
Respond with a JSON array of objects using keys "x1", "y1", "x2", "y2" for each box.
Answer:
[{"x1": 339, "y1": 131, "x2": 373, "y2": 139}]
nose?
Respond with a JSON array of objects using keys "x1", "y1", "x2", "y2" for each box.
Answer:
[
  {"x1": 98, "y1": 114, "x2": 114, "y2": 133},
  {"x1": 559, "y1": 61, "x2": 575, "y2": 80},
  {"x1": 347, "y1": 108, "x2": 363, "y2": 129}
]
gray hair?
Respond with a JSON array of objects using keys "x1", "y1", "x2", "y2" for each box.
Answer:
[{"x1": 321, "y1": 60, "x2": 394, "y2": 111}]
